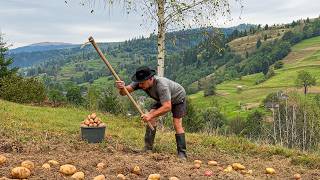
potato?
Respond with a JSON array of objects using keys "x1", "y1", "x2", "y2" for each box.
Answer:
[
  {"x1": 48, "y1": 160, "x2": 59, "y2": 166},
  {"x1": 89, "y1": 124, "x2": 94, "y2": 127},
  {"x1": 90, "y1": 113, "x2": 97, "y2": 119},
  {"x1": 84, "y1": 120, "x2": 90, "y2": 126},
  {"x1": 294, "y1": 173, "x2": 301, "y2": 179},
  {"x1": 169, "y1": 177, "x2": 179, "y2": 180},
  {"x1": 0, "y1": 177, "x2": 10, "y2": 180},
  {"x1": 224, "y1": 165, "x2": 233, "y2": 173},
  {"x1": 204, "y1": 170, "x2": 213, "y2": 176},
  {"x1": 232, "y1": 163, "x2": 245, "y2": 170},
  {"x1": 265, "y1": 168, "x2": 276, "y2": 174},
  {"x1": 0, "y1": 155, "x2": 6, "y2": 165},
  {"x1": 80, "y1": 123, "x2": 87, "y2": 128},
  {"x1": 89, "y1": 119, "x2": 94, "y2": 123},
  {"x1": 193, "y1": 160, "x2": 202, "y2": 164},
  {"x1": 71, "y1": 171, "x2": 85, "y2": 180},
  {"x1": 59, "y1": 164, "x2": 77, "y2": 175},
  {"x1": 93, "y1": 123, "x2": 98, "y2": 127},
  {"x1": 11, "y1": 167, "x2": 31, "y2": 179},
  {"x1": 132, "y1": 166, "x2": 141, "y2": 175},
  {"x1": 207, "y1": 160, "x2": 218, "y2": 166},
  {"x1": 193, "y1": 163, "x2": 201, "y2": 169},
  {"x1": 148, "y1": 174, "x2": 161, "y2": 180},
  {"x1": 98, "y1": 123, "x2": 106, "y2": 127},
  {"x1": 87, "y1": 115, "x2": 91, "y2": 119},
  {"x1": 247, "y1": 170, "x2": 253, "y2": 175},
  {"x1": 117, "y1": 174, "x2": 126, "y2": 180},
  {"x1": 21, "y1": 160, "x2": 35, "y2": 170},
  {"x1": 93, "y1": 175, "x2": 105, "y2": 180},
  {"x1": 96, "y1": 162, "x2": 106, "y2": 170},
  {"x1": 42, "y1": 163, "x2": 51, "y2": 169}
]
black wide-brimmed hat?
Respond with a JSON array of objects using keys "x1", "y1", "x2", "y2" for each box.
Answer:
[{"x1": 131, "y1": 66, "x2": 156, "y2": 82}]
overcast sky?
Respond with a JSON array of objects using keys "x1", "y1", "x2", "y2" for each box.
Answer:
[{"x1": 0, "y1": 0, "x2": 319, "y2": 48}]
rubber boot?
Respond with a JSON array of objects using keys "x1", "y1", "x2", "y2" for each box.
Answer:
[
  {"x1": 143, "y1": 126, "x2": 156, "y2": 152},
  {"x1": 175, "y1": 133, "x2": 187, "y2": 160}
]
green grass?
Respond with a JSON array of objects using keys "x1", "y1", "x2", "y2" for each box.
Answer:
[
  {"x1": 291, "y1": 36, "x2": 320, "y2": 51},
  {"x1": 1, "y1": 99, "x2": 320, "y2": 168},
  {"x1": 190, "y1": 36, "x2": 320, "y2": 119}
]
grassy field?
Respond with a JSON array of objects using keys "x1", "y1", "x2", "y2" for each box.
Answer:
[
  {"x1": 190, "y1": 36, "x2": 320, "y2": 118},
  {"x1": 1, "y1": 99, "x2": 320, "y2": 170}
]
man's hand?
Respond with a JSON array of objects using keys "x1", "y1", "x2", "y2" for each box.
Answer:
[
  {"x1": 115, "y1": 80, "x2": 125, "y2": 89},
  {"x1": 141, "y1": 113, "x2": 153, "y2": 122}
]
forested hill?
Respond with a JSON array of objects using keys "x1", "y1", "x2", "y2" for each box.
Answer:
[{"x1": 11, "y1": 24, "x2": 253, "y2": 68}]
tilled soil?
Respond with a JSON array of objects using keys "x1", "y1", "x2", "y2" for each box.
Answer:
[{"x1": 0, "y1": 136, "x2": 320, "y2": 180}]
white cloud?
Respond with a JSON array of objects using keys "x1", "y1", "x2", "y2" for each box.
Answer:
[{"x1": 0, "y1": 0, "x2": 319, "y2": 48}]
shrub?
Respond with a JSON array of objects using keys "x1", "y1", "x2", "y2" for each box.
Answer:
[{"x1": 0, "y1": 75, "x2": 46, "y2": 103}]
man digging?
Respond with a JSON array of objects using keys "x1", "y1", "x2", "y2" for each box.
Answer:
[{"x1": 115, "y1": 66, "x2": 187, "y2": 159}]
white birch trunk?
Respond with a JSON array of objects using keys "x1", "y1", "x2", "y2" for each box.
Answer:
[{"x1": 156, "y1": 0, "x2": 165, "y2": 77}]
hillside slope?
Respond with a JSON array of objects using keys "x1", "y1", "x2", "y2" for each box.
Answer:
[
  {"x1": 0, "y1": 99, "x2": 320, "y2": 179},
  {"x1": 190, "y1": 36, "x2": 320, "y2": 118}
]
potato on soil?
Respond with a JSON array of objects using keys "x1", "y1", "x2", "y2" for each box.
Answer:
[
  {"x1": 48, "y1": 160, "x2": 59, "y2": 166},
  {"x1": 207, "y1": 160, "x2": 218, "y2": 166},
  {"x1": 224, "y1": 165, "x2": 233, "y2": 173},
  {"x1": 0, "y1": 155, "x2": 6, "y2": 165},
  {"x1": 169, "y1": 177, "x2": 179, "y2": 180},
  {"x1": 193, "y1": 163, "x2": 201, "y2": 169},
  {"x1": 42, "y1": 163, "x2": 51, "y2": 169},
  {"x1": 294, "y1": 173, "x2": 301, "y2": 179},
  {"x1": 265, "y1": 168, "x2": 276, "y2": 174},
  {"x1": 132, "y1": 166, "x2": 142, "y2": 175},
  {"x1": 96, "y1": 162, "x2": 106, "y2": 170},
  {"x1": 148, "y1": 174, "x2": 161, "y2": 180},
  {"x1": 11, "y1": 167, "x2": 31, "y2": 179},
  {"x1": 71, "y1": 171, "x2": 85, "y2": 180},
  {"x1": 117, "y1": 174, "x2": 126, "y2": 179},
  {"x1": 21, "y1": 160, "x2": 35, "y2": 170},
  {"x1": 93, "y1": 175, "x2": 105, "y2": 180},
  {"x1": 59, "y1": 164, "x2": 77, "y2": 175},
  {"x1": 232, "y1": 163, "x2": 245, "y2": 170},
  {"x1": 194, "y1": 160, "x2": 202, "y2": 164}
]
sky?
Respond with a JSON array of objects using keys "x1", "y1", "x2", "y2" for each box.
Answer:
[{"x1": 0, "y1": 0, "x2": 319, "y2": 48}]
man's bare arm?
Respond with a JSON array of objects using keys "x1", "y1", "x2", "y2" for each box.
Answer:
[
  {"x1": 115, "y1": 80, "x2": 135, "y2": 96},
  {"x1": 149, "y1": 101, "x2": 172, "y2": 118}
]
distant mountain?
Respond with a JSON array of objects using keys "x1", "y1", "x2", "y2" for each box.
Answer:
[{"x1": 9, "y1": 42, "x2": 79, "y2": 54}]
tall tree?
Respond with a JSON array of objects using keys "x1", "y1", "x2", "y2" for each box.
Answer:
[
  {"x1": 295, "y1": 70, "x2": 316, "y2": 95},
  {"x1": 0, "y1": 34, "x2": 18, "y2": 78},
  {"x1": 78, "y1": 0, "x2": 241, "y2": 76}
]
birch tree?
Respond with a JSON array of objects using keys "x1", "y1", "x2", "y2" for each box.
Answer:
[{"x1": 77, "y1": 0, "x2": 242, "y2": 76}]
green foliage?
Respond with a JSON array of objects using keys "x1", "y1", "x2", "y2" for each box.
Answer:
[
  {"x1": 48, "y1": 88, "x2": 66, "y2": 106},
  {"x1": 265, "y1": 67, "x2": 275, "y2": 79},
  {"x1": 295, "y1": 70, "x2": 316, "y2": 95},
  {"x1": 200, "y1": 107, "x2": 225, "y2": 132},
  {"x1": 256, "y1": 38, "x2": 262, "y2": 49},
  {"x1": 183, "y1": 98, "x2": 204, "y2": 132},
  {"x1": 86, "y1": 85, "x2": 100, "y2": 110},
  {"x1": 66, "y1": 86, "x2": 84, "y2": 105},
  {"x1": 98, "y1": 87, "x2": 124, "y2": 115},
  {"x1": 228, "y1": 116, "x2": 246, "y2": 135},
  {"x1": 315, "y1": 94, "x2": 320, "y2": 106},
  {"x1": 274, "y1": 61, "x2": 284, "y2": 69},
  {"x1": 0, "y1": 35, "x2": 18, "y2": 78},
  {"x1": 242, "y1": 110, "x2": 263, "y2": 139},
  {"x1": 203, "y1": 81, "x2": 216, "y2": 97},
  {"x1": 0, "y1": 75, "x2": 46, "y2": 103}
]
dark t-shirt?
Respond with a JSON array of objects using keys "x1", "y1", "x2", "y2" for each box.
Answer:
[{"x1": 130, "y1": 76, "x2": 186, "y2": 104}]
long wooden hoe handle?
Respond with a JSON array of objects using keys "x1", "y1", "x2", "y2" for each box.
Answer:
[{"x1": 88, "y1": 36, "x2": 154, "y2": 130}]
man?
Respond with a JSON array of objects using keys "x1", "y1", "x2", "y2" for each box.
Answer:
[{"x1": 115, "y1": 66, "x2": 187, "y2": 159}]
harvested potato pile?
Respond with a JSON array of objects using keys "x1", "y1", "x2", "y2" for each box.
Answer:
[{"x1": 81, "y1": 113, "x2": 106, "y2": 128}]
